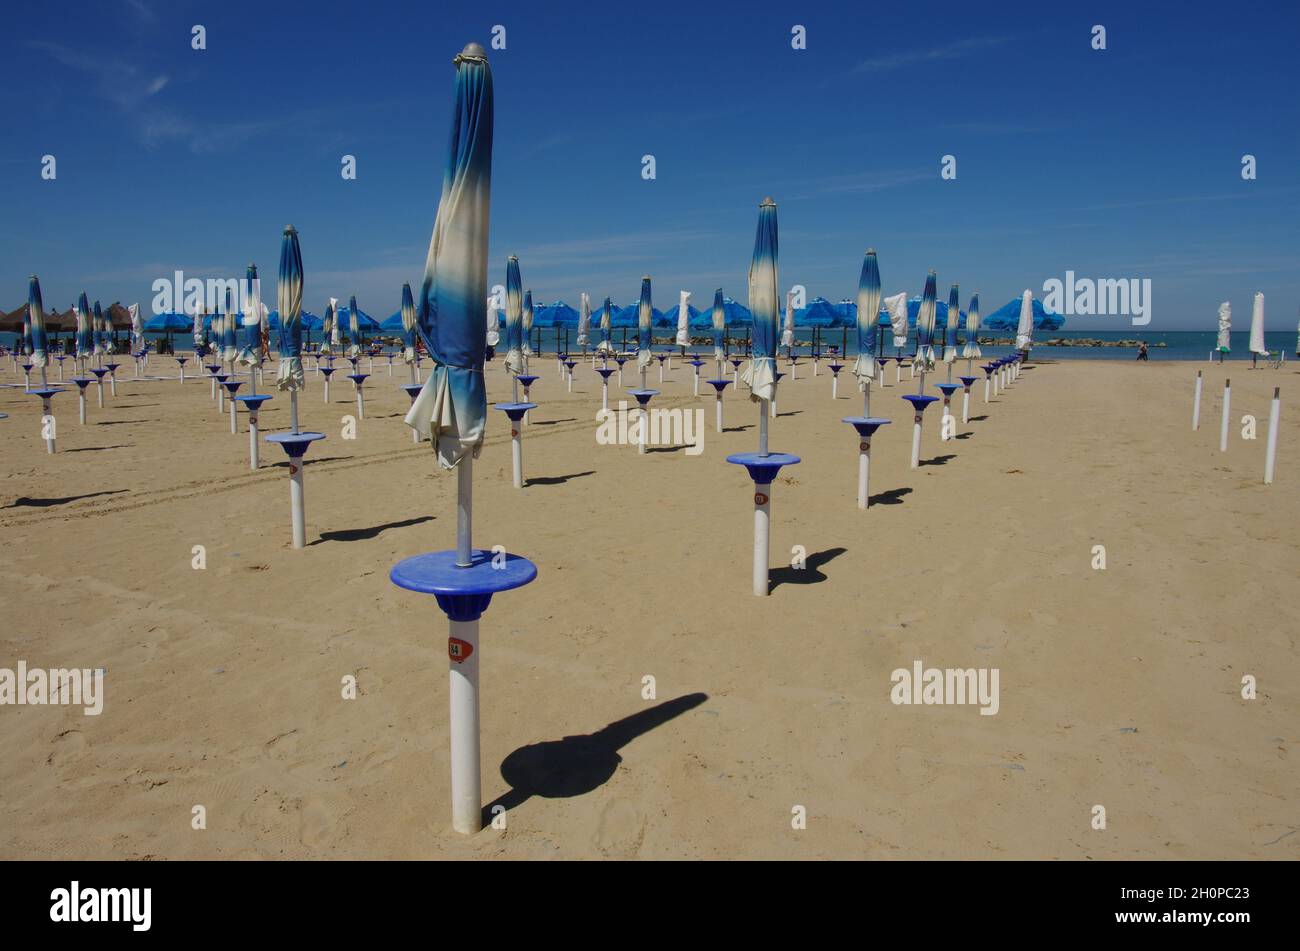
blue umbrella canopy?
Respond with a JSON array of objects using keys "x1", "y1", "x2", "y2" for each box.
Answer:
[
  {"x1": 534, "y1": 300, "x2": 579, "y2": 329},
  {"x1": 28, "y1": 275, "x2": 48, "y2": 368},
  {"x1": 795, "y1": 297, "x2": 839, "y2": 327},
  {"x1": 276, "y1": 225, "x2": 305, "y2": 391},
  {"x1": 145, "y1": 312, "x2": 191, "y2": 331},
  {"x1": 400, "y1": 283, "x2": 417, "y2": 363},
  {"x1": 963, "y1": 292, "x2": 982, "y2": 359},
  {"x1": 853, "y1": 249, "x2": 881, "y2": 384},
  {"x1": 504, "y1": 256, "x2": 523, "y2": 372},
  {"x1": 636, "y1": 277, "x2": 653, "y2": 368},
  {"x1": 982, "y1": 296, "x2": 1064, "y2": 331},
  {"x1": 380, "y1": 310, "x2": 405, "y2": 331},
  {"x1": 664, "y1": 301, "x2": 701, "y2": 329},
  {"x1": 742, "y1": 197, "x2": 779, "y2": 402},
  {"x1": 410, "y1": 41, "x2": 494, "y2": 468},
  {"x1": 76, "y1": 291, "x2": 91, "y2": 358}
]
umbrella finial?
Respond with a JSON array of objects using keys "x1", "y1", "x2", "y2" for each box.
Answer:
[
  {"x1": 456, "y1": 42, "x2": 488, "y2": 64},
  {"x1": 283, "y1": 224, "x2": 296, "y2": 235},
  {"x1": 760, "y1": 196, "x2": 776, "y2": 207}
]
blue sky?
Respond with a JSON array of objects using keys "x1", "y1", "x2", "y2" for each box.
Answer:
[{"x1": 2, "y1": 0, "x2": 1297, "y2": 329}]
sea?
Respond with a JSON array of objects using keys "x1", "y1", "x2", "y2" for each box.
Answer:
[{"x1": 3, "y1": 329, "x2": 1296, "y2": 363}]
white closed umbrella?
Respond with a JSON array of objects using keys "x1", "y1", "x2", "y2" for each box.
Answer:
[
  {"x1": 1015, "y1": 289, "x2": 1034, "y2": 353},
  {"x1": 781, "y1": 291, "x2": 795, "y2": 351},
  {"x1": 1249, "y1": 292, "x2": 1267, "y2": 367},
  {"x1": 675, "y1": 290, "x2": 690, "y2": 348}
]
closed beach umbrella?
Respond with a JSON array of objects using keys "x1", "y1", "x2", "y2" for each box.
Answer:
[
  {"x1": 504, "y1": 257, "x2": 523, "y2": 373},
  {"x1": 237, "y1": 263, "x2": 264, "y2": 369},
  {"x1": 21, "y1": 303, "x2": 32, "y2": 356},
  {"x1": 276, "y1": 225, "x2": 306, "y2": 397},
  {"x1": 1015, "y1": 289, "x2": 1034, "y2": 352},
  {"x1": 348, "y1": 295, "x2": 361, "y2": 358},
  {"x1": 221, "y1": 288, "x2": 238, "y2": 363},
  {"x1": 129, "y1": 303, "x2": 143, "y2": 353},
  {"x1": 636, "y1": 276, "x2": 653, "y2": 373},
  {"x1": 28, "y1": 275, "x2": 48, "y2": 372},
  {"x1": 742, "y1": 197, "x2": 779, "y2": 411},
  {"x1": 329, "y1": 297, "x2": 341, "y2": 351},
  {"x1": 320, "y1": 300, "x2": 335, "y2": 356},
  {"x1": 914, "y1": 272, "x2": 937, "y2": 373},
  {"x1": 963, "y1": 293, "x2": 982, "y2": 359},
  {"x1": 93, "y1": 300, "x2": 106, "y2": 356},
  {"x1": 711, "y1": 288, "x2": 725, "y2": 362},
  {"x1": 577, "y1": 292, "x2": 591, "y2": 348},
  {"x1": 781, "y1": 291, "x2": 795, "y2": 350},
  {"x1": 675, "y1": 290, "x2": 691, "y2": 347},
  {"x1": 943, "y1": 284, "x2": 960, "y2": 363},
  {"x1": 406, "y1": 42, "x2": 493, "y2": 470},
  {"x1": 76, "y1": 292, "x2": 92, "y2": 359},
  {"x1": 401, "y1": 282, "x2": 418, "y2": 367},
  {"x1": 1249, "y1": 292, "x2": 1267, "y2": 357},
  {"x1": 852, "y1": 249, "x2": 881, "y2": 386},
  {"x1": 191, "y1": 306, "x2": 204, "y2": 355},
  {"x1": 886, "y1": 291, "x2": 909, "y2": 350},
  {"x1": 522, "y1": 289, "x2": 534, "y2": 356},
  {"x1": 598, "y1": 296, "x2": 612, "y2": 352}
]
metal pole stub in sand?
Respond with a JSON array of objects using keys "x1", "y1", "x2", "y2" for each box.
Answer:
[{"x1": 726, "y1": 451, "x2": 801, "y2": 596}]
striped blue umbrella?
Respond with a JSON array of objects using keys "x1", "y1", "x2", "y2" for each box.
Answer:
[
  {"x1": 853, "y1": 249, "x2": 881, "y2": 386},
  {"x1": 347, "y1": 295, "x2": 361, "y2": 357},
  {"x1": 276, "y1": 225, "x2": 305, "y2": 395},
  {"x1": 76, "y1": 292, "x2": 92, "y2": 359},
  {"x1": 93, "y1": 301, "x2": 106, "y2": 357},
  {"x1": 636, "y1": 277, "x2": 653, "y2": 372},
  {"x1": 221, "y1": 288, "x2": 238, "y2": 363},
  {"x1": 914, "y1": 270, "x2": 937, "y2": 376},
  {"x1": 598, "y1": 297, "x2": 612, "y2": 352},
  {"x1": 21, "y1": 294, "x2": 33, "y2": 357},
  {"x1": 522, "y1": 290, "x2": 534, "y2": 356},
  {"x1": 741, "y1": 197, "x2": 779, "y2": 404},
  {"x1": 401, "y1": 283, "x2": 418, "y2": 365},
  {"x1": 408, "y1": 42, "x2": 494, "y2": 470},
  {"x1": 578, "y1": 293, "x2": 591, "y2": 347},
  {"x1": 320, "y1": 300, "x2": 335, "y2": 356},
  {"x1": 963, "y1": 293, "x2": 982, "y2": 359},
  {"x1": 504, "y1": 256, "x2": 523, "y2": 372},
  {"x1": 711, "y1": 288, "x2": 725, "y2": 361},
  {"x1": 28, "y1": 275, "x2": 48, "y2": 372},
  {"x1": 237, "y1": 263, "x2": 264, "y2": 368},
  {"x1": 943, "y1": 284, "x2": 960, "y2": 363}
]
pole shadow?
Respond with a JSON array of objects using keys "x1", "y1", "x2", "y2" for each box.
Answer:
[
  {"x1": 969, "y1": 415, "x2": 989, "y2": 422},
  {"x1": 95, "y1": 419, "x2": 158, "y2": 425},
  {"x1": 768, "y1": 546, "x2": 847, "y2": 590},
  {"x1": 532, "y1": 418, "x2": 578, "y2": 426},
  {"x1": 64, "y1": 444, "x2": 133, "y2": 453},
  {"x1": 270, "y1": 455, "x2": 354, "y2": 469},
  {"x1": 5, "y1": 489, "x2": 128, "y2": 508},
  {"x1": 524, "y1": 470, "x2": 595, "y2": 486},
  {"x1": 482, "y1": 693, "x2": 709, "y2": 823},
  {"x1": 722, "y1": 425, "x2": 753, "y2": 433},
  {"x1": 919, "y1": 454, "x2": 957, "y2": 467},
  {"x1": 868, "y1": 486, "x2": 912, "y2": 506},
  {"x1": 311, "y1": 515, "x2": 434, "y2": 545}
]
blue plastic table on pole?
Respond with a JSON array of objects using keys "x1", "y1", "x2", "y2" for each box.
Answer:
[
  {"x1": 319, "y1": 366, "x2": 337, "y2": 404},
  {"x1": 495, "y1": 401, "x2": 537, "y2": 487},
  {"x1": 627, "y1": 389, "x2": 658, "y2": 454},
  {"x1": 726, "y1": 451, "x2": 801, "y2": 596},
  {"x1": 390, "y1": 547, "x2": 537, "y2": 834},
  {"x1": 595, "y1": 367, "x2": 615, "y2": 411},
  {"x1": 29, "y1": 388, "x2": 63, "y2": 453},
  {"x1": 828, "y1": 363, "x2": 844, "y2": 400},
  {"x1": 515, "y1": 374, "x2": 539, "y2": 423},
  {"x1": 958, "y1": 375, "x2": 977, "y2": 423},
  {"x1": 347, "y1": 373, "x2": 369, "y2": 418},
  {"x1": 221, "y1": 380, "x2": 244, "y2": 433},
  {"x1": 104, "y1": 362, "x2": 121, "y2": 398},
  {"x1": 264, "y1": 431, "x2": 326, "y2": 548},
  {"x1": 901, "y1": 394, "x2": 939, "y2": 468},
  {"x1": 69, "y1": 377, "x2": 93, "y2": 425},
  {"x1": 233, "y1": 394, "x2": 272, "y2": 468},
  {"x1": 935, "y1": 382, "x2": 962, "y2": 441},
  {"x1": 706, "y1": 379, "x2": 732, "y2": 432},
  {"x1": 401, "y1": 383, "x2": 424, "y2": 443},
  {"x1": 841, "y1": 417, "x2": 890, "y2": 509}
]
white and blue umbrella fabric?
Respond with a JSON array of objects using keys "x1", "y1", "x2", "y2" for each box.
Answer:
[
  {"x1": 221, "y1": 289, "x2": 238, "y2": 362},
  {"x1": 129, "y1": 303, "x2": 143, "y2": 353},
  {"x1": 522, "y1": 290, "x2": 534, "y2": 356},
  {"x1": 320, "y1": 299, "x2": 335, "y2": 355},
  {"x1": 504, "y1": 257, "x2": 524, "y2": 372},
  {"x1": 886, "y1": 291, "x2": 909, "y2": 349},
  {"x1": 21, "y1": 293, "x2": 33, "y2": 357},
  {"x1": 598, "y1": 297, "x2": 613, "y2": 352},
  {"x1": 76, "y1": 292, "x2": 92, "y2": 358},
  {"x1": 191, "y1": 307, "x2": 205, "y2": 354},
  {"x1": 577, "y1": 292, "x2": 591, "y2": 347},
  {"x1": 1216, "y1": 302, "x2": 1231, "y2": 353},
  {"x1": 276, "y1": 225, "x2": 306, "y2": 391},
  {"x1": 741, "y1": 197, "x2": 779, "y2": 402},
  {"x1": 675, "y1": 290, "x2": 691, "y2": 347},
  {"x1": 406, "y1": 43, "x2": 494, "y2": 469},
  {"x1": 28, "y1": 275, "x2": 48, "y2": 368},
  {"x1": 963, "y1": 293, "x2": 982, "y2": 358},
  {"x1": 236, "y1": 264, "x2": 264, "y2": 368},
  {"x1": 852, "y1": 250, "x2": 881, "y2": 384},
  {"x1": 1015, "y1": 289, "x2": 1034, "y2": 351},
  {"x1": 711, "y1": 288, "x2": 726, "y2": 361},
  {"x1": 636, "y1": 277, "x2": 653, "y2": 370},
  {"x1": 781, "y1": 291, "x2": 795, "y2": 349},
  {"x1": 401, "y1": 282, "x2": 418, "y2": 364},
  {"x1": 1249, "y1": 292, "x2": 1268, "y2": 356},
  {"x1": 92, "y1": 301, "x2": 106, "y2": 356},
  {"x1": 347, "y1": 294, "x2": 362, "y2": 358},
  {"x1": 943, "y1": 284, "x2": 961, "y2": 363},
  {"x1": 914, "y1": 271, "x2": 937, "y2": 371}
]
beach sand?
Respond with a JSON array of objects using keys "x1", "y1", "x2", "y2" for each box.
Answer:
[{"x1": 0, "y1": 354, "x2": 1295, "y2": 859}]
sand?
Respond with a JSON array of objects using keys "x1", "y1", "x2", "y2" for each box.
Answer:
[{"x1": 0, "y1": 352, "x2": 1295, "y2": 859}]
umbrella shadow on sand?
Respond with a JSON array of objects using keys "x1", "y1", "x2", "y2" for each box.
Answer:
[
  {"x1": 919, "y1": 454, "x2": 956, "y2": 467},
  {"x1": 768, "y1": 546, "x2": 847, "y2": 590},
  {"x1": 482, "y1": 693, "x2": 708, "y2": 823},
  {"x1": 311, "y1": 515, "x2": 432, "y2": 544},
  {"x1": 868, "y1": 486, "x2": 912, "y2": 506}
]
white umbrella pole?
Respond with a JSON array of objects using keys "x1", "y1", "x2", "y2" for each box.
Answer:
[
  {"x1": 456, "y1": 458, "x2": 473, "y2": 567},
  {"x1": 78, "y1": 391, "x2": 86, "y2": 426},
  {"x1": 715, "y1": 391, "x2": 723, "y2": 433},
  {"x1": 752, "y1": 481, "x2": 771, "y2": 597},
  {"x1": 1192, "y1": 371, "x2": 1203, "y2": 430},
  {"x1": 42, "y1": 397, "x2": 55, "y2": 454},
  {"x1": 229, "y1": 399, "x2": 237, "y2": 434},
  {"x1": 290, "y1": 390, "x2": 300, "y2": 434},
  {"x1": 289, "y1": 460, "x2": 306, "y2": 549},
  {"x1": 357, "y1": 390, "x2": 365, "y2": 419},
  {"x1": 601, "y1": 380, "x2": 608, "y2": 413},
  {"x1": 449, "y1": 616, "x2": 482, "y2": 834},
  {"x1": 759, "y1": 401, "x2": 769, "y2": 455},
  {"x1": 1219, "y1": 380, "x2": 1231, "y2": 452},
  {"x1": 857, "y1": 437, "x2": 871, "y2": 509},
  {"x1": 862, "y1": 380, "x2": 870, "y2": 417},
  {"x1": 511, "y1": 424, "x2": 525, "y2": 488},
  {"x1": 324, "y1": 378, "x2": 330, "y2": 403},
  {"x1": 97, "y1": 379, "x2": 104, "y2": 408},
  {"x1": 638, "y1": 404, "x2": 648, "y2": 454},
  {"x1": 1264, "y1": 387, "x2": 1280, "y2": 484},
  {"x1": 832, "y1": 374, "x2": 838, "y2": 400},
  {"x1": 910, "y1": 410, "x2": 923, "y2": 469},
  {"x1": 693, "y1": 370, "x2": 699, "y2": 397},
  {"x1": 249, "y1": 412, "x2": 260, "y2": 469}
]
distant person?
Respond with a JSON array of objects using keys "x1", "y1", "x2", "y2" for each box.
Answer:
[{"x1": 1136, "y1": 342, "x2": 1149, "y2": 362}]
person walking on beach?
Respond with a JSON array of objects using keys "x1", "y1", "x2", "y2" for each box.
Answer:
[{"x1": 1136, "y1": 342, "x2": 1149, "y2": 362}]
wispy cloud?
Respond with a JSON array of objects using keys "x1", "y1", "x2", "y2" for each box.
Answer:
[
  {"x1": 788, "y1": 169, "x2": 931, "y2": 200},
  {"x1": 853, "y1": 36, "x2": 1010, "y2": 73},
  {"x1": 1075, "y1": 187, "x2": 1300, "y2": 212},
  {"x1": 29, "y1": 40, "x2": 169, "y2": 110}
]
